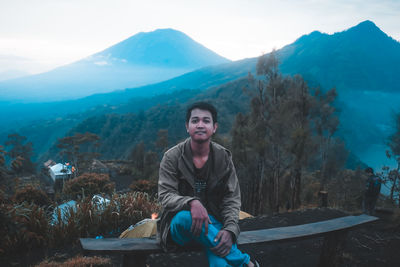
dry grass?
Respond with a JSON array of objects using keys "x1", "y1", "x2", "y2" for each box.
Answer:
[
  {"x1": 1, "y1": 191, "x2": 160, "y2": 261},
  {"x1": 35, "y1": 256, "x2": 112, "y2": 267}
]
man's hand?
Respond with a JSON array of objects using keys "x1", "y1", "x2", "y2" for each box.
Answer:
[
  {"x1": 189, "y1": 199, "x2": 211, "y2": 237},
  {"x1": 211, "y1": 230, "x2": 233, "y2": 257}
]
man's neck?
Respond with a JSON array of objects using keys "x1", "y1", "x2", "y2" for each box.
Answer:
[{"x1": 190, "y1": 139, "x2": 210, "y2": 157}]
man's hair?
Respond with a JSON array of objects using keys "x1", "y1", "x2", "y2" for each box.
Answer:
[
  {"x1": 186, "y1": 102, "x2": 218, "y2": 124},
  {"x1": 365, "y1": 167, "x2": 374, "y2": 174}
]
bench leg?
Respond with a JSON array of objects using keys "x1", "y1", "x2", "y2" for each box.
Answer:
[
  {"x1": 122, "y1": 254, "x2": 147, "y2": 267},
  {"x1": 318, "y1": 230, "x2": 348, "y2": 267}
]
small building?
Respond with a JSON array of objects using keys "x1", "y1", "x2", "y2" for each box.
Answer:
[
  {"x1": 44, "y1": 159, "x2": 56, "y2": 169},
  {"x1": 49, "y1": 163, "x2": 73, "y2": 182}
]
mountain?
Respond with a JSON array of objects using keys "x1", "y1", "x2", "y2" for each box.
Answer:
[
  {"x1": 0, "y1": 28, "x2": 230, "y2": 102},
  {"x1": 0, "y1": 58, "x2": 254, "y2": 134},
  {"x1": 278, "y1": 20, "x2": 400, "y2": 92},
  {"x1": 2, "y1": 21, "x2": 400, "y2": 173},
  {"x1": 276, "y1": 20, "x2": 400, "y2": 171}
]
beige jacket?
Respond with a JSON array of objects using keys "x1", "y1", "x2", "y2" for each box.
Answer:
[{"x1": 157, "y1": 138, "x2": 241, "y2": 251}]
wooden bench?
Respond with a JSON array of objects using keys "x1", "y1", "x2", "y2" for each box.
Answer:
[{"x1": 80, "y1": 214, "x2": 378, "y2": 267}]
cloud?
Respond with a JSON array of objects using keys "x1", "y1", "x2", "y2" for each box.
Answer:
[{"x1": 93, "y1": 61, "x2": 109, "y2": 66}]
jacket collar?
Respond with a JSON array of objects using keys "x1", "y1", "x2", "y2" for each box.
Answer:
[{"x1": 177, "y1": 138, "x2": 228, "y2": 190}]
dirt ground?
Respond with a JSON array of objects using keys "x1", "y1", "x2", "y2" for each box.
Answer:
[{"x1": 7, "y1": 207, "x2": 400, "y2": 267}]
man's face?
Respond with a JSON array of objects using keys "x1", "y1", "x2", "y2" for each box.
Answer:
[{"x1": 186, "y1": 108, "x2": 217, "y2": 143}]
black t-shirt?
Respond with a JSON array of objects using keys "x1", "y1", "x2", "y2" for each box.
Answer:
[{"x1": 193, "y1": 149, "x2": 212, "y2": 208}]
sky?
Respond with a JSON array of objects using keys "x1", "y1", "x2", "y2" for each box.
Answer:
[{"x1": 0, "y1": 0, "x2": 399, "y2": 79}]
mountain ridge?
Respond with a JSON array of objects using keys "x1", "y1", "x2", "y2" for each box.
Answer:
[{"x1": 0, "y1": 29, "x2": 229, "y2": 102}]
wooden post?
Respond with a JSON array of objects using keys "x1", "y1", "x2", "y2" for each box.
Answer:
[
  {"x1": 318, "y1": 230, "x2": 348, "y2": 267},
  {"x1": 122, "y1": 253, "x2": 147, "y2": 267}
]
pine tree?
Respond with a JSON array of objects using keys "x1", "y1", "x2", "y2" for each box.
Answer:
[
  {"x1": 232, "y1": 51, "x2": 343, "y2": 214},
  {"x1": 386, "y1": 113, "x2": 400, "y2": 204},
  {"x1": 4, "y1": 133, "x2": 35, "y2": 174},
  {"x1": 57, "y1": 132, "x2": 100, "y2": 174}
]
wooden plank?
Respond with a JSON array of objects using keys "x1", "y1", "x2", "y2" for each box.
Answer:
[
  {"x1": 80, "y1": 214, "x2": 378, "y2": 253},
  {"x1": 237, "y1": 214, "x2": 377, "y2": 245},
  {"x1": 80, "y1": 237, "x2": 161, "y2": 253}
]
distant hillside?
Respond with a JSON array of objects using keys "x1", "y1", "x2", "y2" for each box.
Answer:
[
  {"x1": 0, "y1": 29, "x2": 230, "y2": 102},
  {"x1": 42, "y1": 76, "x2": 364, "y2": 170},
  {"x1": 278, "y1": 20, "x2": 400, "y2": 92},
  {"x1": 0, "y1": 58, "x2": 253, "y2": 134},
  {"x1": 41, "y1": 77, "x2": 252, "y2": 162}
]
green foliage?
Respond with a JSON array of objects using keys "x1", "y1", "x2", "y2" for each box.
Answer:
[
  {"x1": 388, "y1": 114, "x2": 400, "y2": 156},
  {"x1": 51, "y1": 192, "x2": 159, "y2": 247},
  {"x1": 13, "y1": 185, "x2": 51, "y2": 207},
  {"x1": 130, "y1": 141, "x2": 145, "y2": 172},
  {"x1": 156, "y1": 129, "x2": 169, "y2": 153},
  {"x1": 4, "y1": 133, "x2": 35, "y2": 173},
  {"x1": 232, "y1": 52, "x2": 346, "y2": 214},
  {"x1": 0, "y1": 192, "x2": 159, "y2": 262},
  {"x1": 0, "y1": 145, "x2": 5, "y2": 166},
  {"x1": 130, "y1": 179, "x2": 158, "y2": 196},
  {"x1": 5, "y1": 133, "x2": 32, "y2": 159},
  {"x1": 62, "y1": 173, "x2": 115, "y2": 200},
  {"x1": 326, "y1": 169, "x2": 365, "y2": 210},
  {"x1": 143, "y1": 151, "x2": 159, "y2": 180},
  {"x1": 384, "y1": 112, "x2": 400, "y2": 205},
  {"x1": 0, "y1": 202, "x2": 50, "y2": 257},
  {"x1": 57, "y1": 132, "x2": 100, "y2": 174},
  {"x1": 11, "y1": 155, "x2": 24, "y2": 173}
]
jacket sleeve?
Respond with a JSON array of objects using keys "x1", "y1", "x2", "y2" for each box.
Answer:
[
  {"x1": 221, "y1": 155, "x2": 241, "y2": 242},
  {"x1": 158, "y1": 152, "x2": 197, "y2": 212}
]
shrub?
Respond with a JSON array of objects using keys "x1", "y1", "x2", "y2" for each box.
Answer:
[
  {"x1": 50, "y1": 192, "x2": 160, "y2": 247},
  {"x1": 1, "y1": 191, "x2": 160, "y2": 262},
  {"x1": 327, "y1": 169, "x2": 365, "y2": 211},
  {"x1": 113, "y1": 192, "x2": 160, "y2": 232},
  {"x1": 129, "y1": 179, "x2": 158, "y2": 196},
  {"x1": 0, "y1": 202, "x2": 49, "y2": 258},
  {"x1": 63, "y1": 173, "x2": 115, "y2": 200},
  {"x1": 14, "y1": 185, "x2": 51, "y2": 207}
]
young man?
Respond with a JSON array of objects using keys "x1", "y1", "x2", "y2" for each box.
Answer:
[{"x1": 157, "y1": 102, "x2": 258, "y2": 267}]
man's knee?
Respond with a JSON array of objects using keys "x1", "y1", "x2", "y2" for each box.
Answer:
[
  {"x1": 207, "y1": 251, "x2": 230, "y2": 267},
  {"x1": 171, "y1": 210, "x2": 192, "y2": 229}
]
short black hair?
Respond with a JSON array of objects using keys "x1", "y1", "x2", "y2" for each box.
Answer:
[
  {"x1": 186, "y1": 102, "x2": 217, "y2": 124},
  {"x1": 365, "y1": 167, "x2": 374, "y2": 174}
]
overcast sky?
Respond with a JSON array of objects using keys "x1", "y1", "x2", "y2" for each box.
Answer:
[{"x1": 0, "y1": 0, "x2": 399, "y2": 77}]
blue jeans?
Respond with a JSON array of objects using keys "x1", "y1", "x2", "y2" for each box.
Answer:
[{"x1": 170, "y1": 210, "x2": 250, "y2": 267}]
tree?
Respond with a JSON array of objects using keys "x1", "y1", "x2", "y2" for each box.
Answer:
[
  {"x1": 310, "y1": 88, "x2": 341, "y2": 190},
  {"x1": 143, "y1": 151, "x2": 159, "y2": 181},
  {"x1": 155, "y1": 129, "x2": 169, "y2": 153},
  {"x1": 0, "y1": 145, "x2": 5, "y2": 167},
  {"x1": 233, "y1": 51, "x2": 302, "y2": 214},
  {"x1": 13, "y1": 185, "x2": 51, "y2": 207},
  {"x1": 57, "y1": 132, "x2": 100, "y2": 174},
  {"x1": 385, "y1": 113, "x2": 400, "y2": 204},
  {"x1": 285, "y1": 76, "x2": 316, "y2": 209},
  {"x1": 4, "y1": 133, "x2": 35, "y2": 174},
  {"x1": 130, "y1": 142, "x2": 146, "y2": 177},
  {"x1": 232, "y1": 51, "x2": 342, "y2": 214}
]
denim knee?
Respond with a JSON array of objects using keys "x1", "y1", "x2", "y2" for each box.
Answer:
[
  {"x1": 171, "y1": 210, "x2": 192, "y2": 230},
  {"x1": 170, "y1": 210, "x2": 193, "y2": 245}
]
